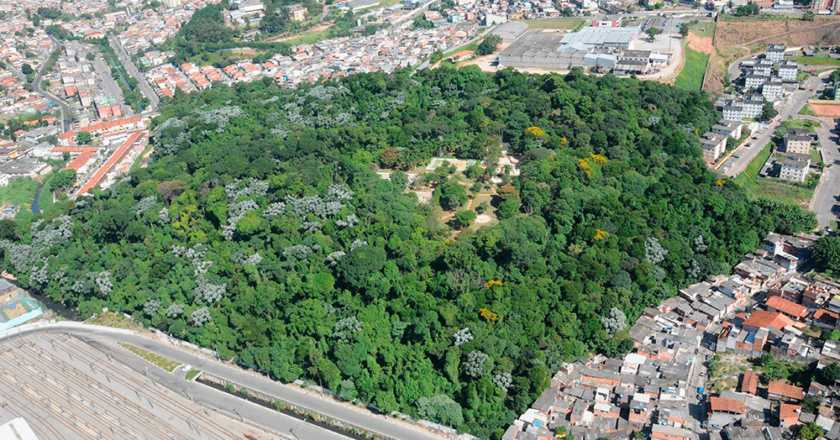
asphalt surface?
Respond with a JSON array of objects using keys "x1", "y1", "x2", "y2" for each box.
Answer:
[
  {"x1": 0, "y1": 323, "x2": 447, "y2": 440},
  {"x1": 32, "y1": 39, "x2": 72, "y2": 131},
  {"x1": 805, "y1": 116, "x2": 840, "y2": 229},
  {"x1": 92, "y1": 49, "x2": 129, "y2": 112},
  {"x1": 720, "y1": 75, "x2": 825, "y2": 177},
  {"x1": 109, "y1": 35, "x2": 160, "y2": 110}
]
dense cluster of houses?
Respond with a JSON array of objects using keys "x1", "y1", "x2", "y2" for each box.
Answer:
[
  {"x1": 143, "y1": 19, "x2": 480, "y2": 92},
  {"x1": 504, "y1": 232, "x2": 840, "y2": 440}
]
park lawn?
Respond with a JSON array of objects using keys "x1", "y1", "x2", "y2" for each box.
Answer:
[
  {"x1": 782, "y1": 119, "x2": 819, "y2": 131},
  {"x1": 523, "y1": 18, "x2": 584, "y2": 29},
  {"x1": 380, "y1": 0, "x2": 401, "y2": 6},
  {"x1": 674, "y1": 46, "x2": 709, "y2": 92},
  {"x1": 118, "y1": 343, "x2": 181, "y2": 372},
  {"x1": 689, "y1": 21, "x2": 715, "y2": 38}
]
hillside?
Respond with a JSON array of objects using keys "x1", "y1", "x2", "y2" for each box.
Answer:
[
  {"x1": 705, "y1": 16, "x2": 840, "y2": 95},
  {"x1": 0, "y1": 67, "x2": 816, "y2": 439}
]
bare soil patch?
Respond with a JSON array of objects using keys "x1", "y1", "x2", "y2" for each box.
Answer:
[{"x1": 688, "y1": 33, "x2": 714, "y2": 55}]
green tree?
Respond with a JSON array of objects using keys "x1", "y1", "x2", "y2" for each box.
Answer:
[
  {"x1": 477, "y1": 35, "x2": 502, "y2": 56},
  {"x1": 50, "y1": 169, "x2": 77, "y2": 192},
  {"x1": 761, "y1": 100, "x2": 778, "y2": 122},
  {"x1": 797, "y1": 422, "x2": 823, "y2": 440},
  {"x1": 21, "y1": 63, "x2": 33, "y2": 75},
  {"x1": 645, "y1": 27, "x2": 662, "y2": 41},
  {"x1": 813, "y1": 236, "x2": 840, "y2": 276},
  {"x1": 0, "y1": 219, "x2": 17, "y2": 240},
  {"x1": 818, "y1": 362, "x2": 840, "y2": 385},
  {"x1": 452, "y1": 210, "x2": 477, "y2": 229},
  {"x1": 437, "y1": 178, "x2": 468, "y2": 211},
  {"x1": 76, "y1": 131, "x2": 92, "y2": 144}
]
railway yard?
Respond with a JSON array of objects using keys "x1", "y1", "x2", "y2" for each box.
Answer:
[{"x1": 0, "y1": 333, "x2": 276, "y2": 440}]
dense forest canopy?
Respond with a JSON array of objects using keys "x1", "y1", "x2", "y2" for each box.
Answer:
[{"x1": 1, "y1": 67, "x2": 816, "y2": 439}]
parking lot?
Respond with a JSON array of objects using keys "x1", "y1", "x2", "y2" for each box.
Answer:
[{"x1": 0, "y1": 333, "x2": 275, "y2": 440}]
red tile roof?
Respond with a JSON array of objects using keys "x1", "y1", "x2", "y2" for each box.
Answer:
[
  {"x1": 75, "y1": 130, "x2": 146, "y2": 197},
  {"x1": 709, "y1": 397, "x2": 745, "y2": 414},
  {"x1": 742, "y1": 311, "x2": 794, "y2": 330},
  {"x1": 766, "y1": 296, "x2": 808, "y2": 319},
  {"x1": 779, "y1": 403, "x2": 801, "y2": 427},
  {"x1": 768, "y1": 381, "x2": 804, "y2": 401},
  {"x1": 65, "y1": 151, "x2": 95, "y2": 171},
  {"x1": 741, "y1": 371, "x2": 759, "y2": 395},
  {"x1": 80, "y1": 115, "x2": 142, "y2": 134}
]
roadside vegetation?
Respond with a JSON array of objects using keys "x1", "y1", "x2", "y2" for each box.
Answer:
[{"x1": 118, "y1": 343, "x2": 181, "y2": 372}]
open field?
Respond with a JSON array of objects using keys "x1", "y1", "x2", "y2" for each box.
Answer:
[
  {"x1": 523, "y1": 18, "x2": 584, "y2": 29},
  {"x1": 280, "y1": 24, "x2": 334, "y2": 46},
  {"x1": 0, "y1": 178, "x2": 40, "y2": 210},
  {"x1": 808, "y1": 100, "x2": 840, "y2": 116},
  {"x1": 791, "y1": 55, "x2": 840, "y2": 66},
  {"x1": 0, "y1": 333, "x2": 271, "y2": 440},
  {"x1": 675, "y1": 46, "x2": 709, "y2": 91},
  {"x1": 689, "y1": 21, "x2": 716, "y2": 39},
  {"x1": 733, "y1": 142, "x2": 814, "y2": 206}
]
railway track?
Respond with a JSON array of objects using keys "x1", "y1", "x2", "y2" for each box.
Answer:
[{"x1": 0, "y1": 334, "x2": 243, "y2": 440}]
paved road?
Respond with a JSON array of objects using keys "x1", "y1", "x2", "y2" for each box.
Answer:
[
  {"x1": 720, "y1": 75, "x2": 825, "y2": 177},
  {"x1": 0, "y1": 322, "x2": 447, "y2": 440},
  {"x1": 28, "y1": 39, "x2": 72, "y2": 131},
  {"x1": 109, "y1": 35, "x2": 159, "y2": 110},
  {"x1": 92, "y1": 49, "x2": 129, "y2": 112},
  {"x1": 804, "y1": 116, "x2": 840, "y2": 229}
]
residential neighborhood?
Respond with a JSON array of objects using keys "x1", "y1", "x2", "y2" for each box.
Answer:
[{"x1": 504, "y1": 232, "x2": 840, "y2": 440}]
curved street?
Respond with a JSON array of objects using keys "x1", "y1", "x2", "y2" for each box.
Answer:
[{"x1": 0, "y1": 322, "x2": 448, "y2": 440}]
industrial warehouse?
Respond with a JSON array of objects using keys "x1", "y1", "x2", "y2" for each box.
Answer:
[{"x1": 497, "y1": 23, "x2": 673, "y2": 74}]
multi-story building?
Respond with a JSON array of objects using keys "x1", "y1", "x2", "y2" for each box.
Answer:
[
  {"x1": 785, "y1": 130, "x2": 812, "y2": 155},
  {"x1": 287, "y1": 4, "x2": 307, "y2": 21},
  {"x1": 700, "y1": 132, "x2": 727, "y2": 161},
  {"x1": 766, "y1": 44, "x2": 786, "y2": 62},
  {"x1": 778, "y1": 61, "x2": 798, "y2": 81},
  {"x1": 762, "y1": 80, "x2": 783, "y2": 100},
  {"x1": 742, "y1": 95, "x2": 764, "y2": 119},
  {"x1": 745, "y1": 74, "x2": 769, "y2": 90},
  {"x1": 779, "y1": 153, "x2": 811, "y2": 182},
  {"x1": 723, "y1": 104, "x2": 743, "y2": 121},
  {"x1": 712, "y1": 120, "x2": 743, "y2": 139}
]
